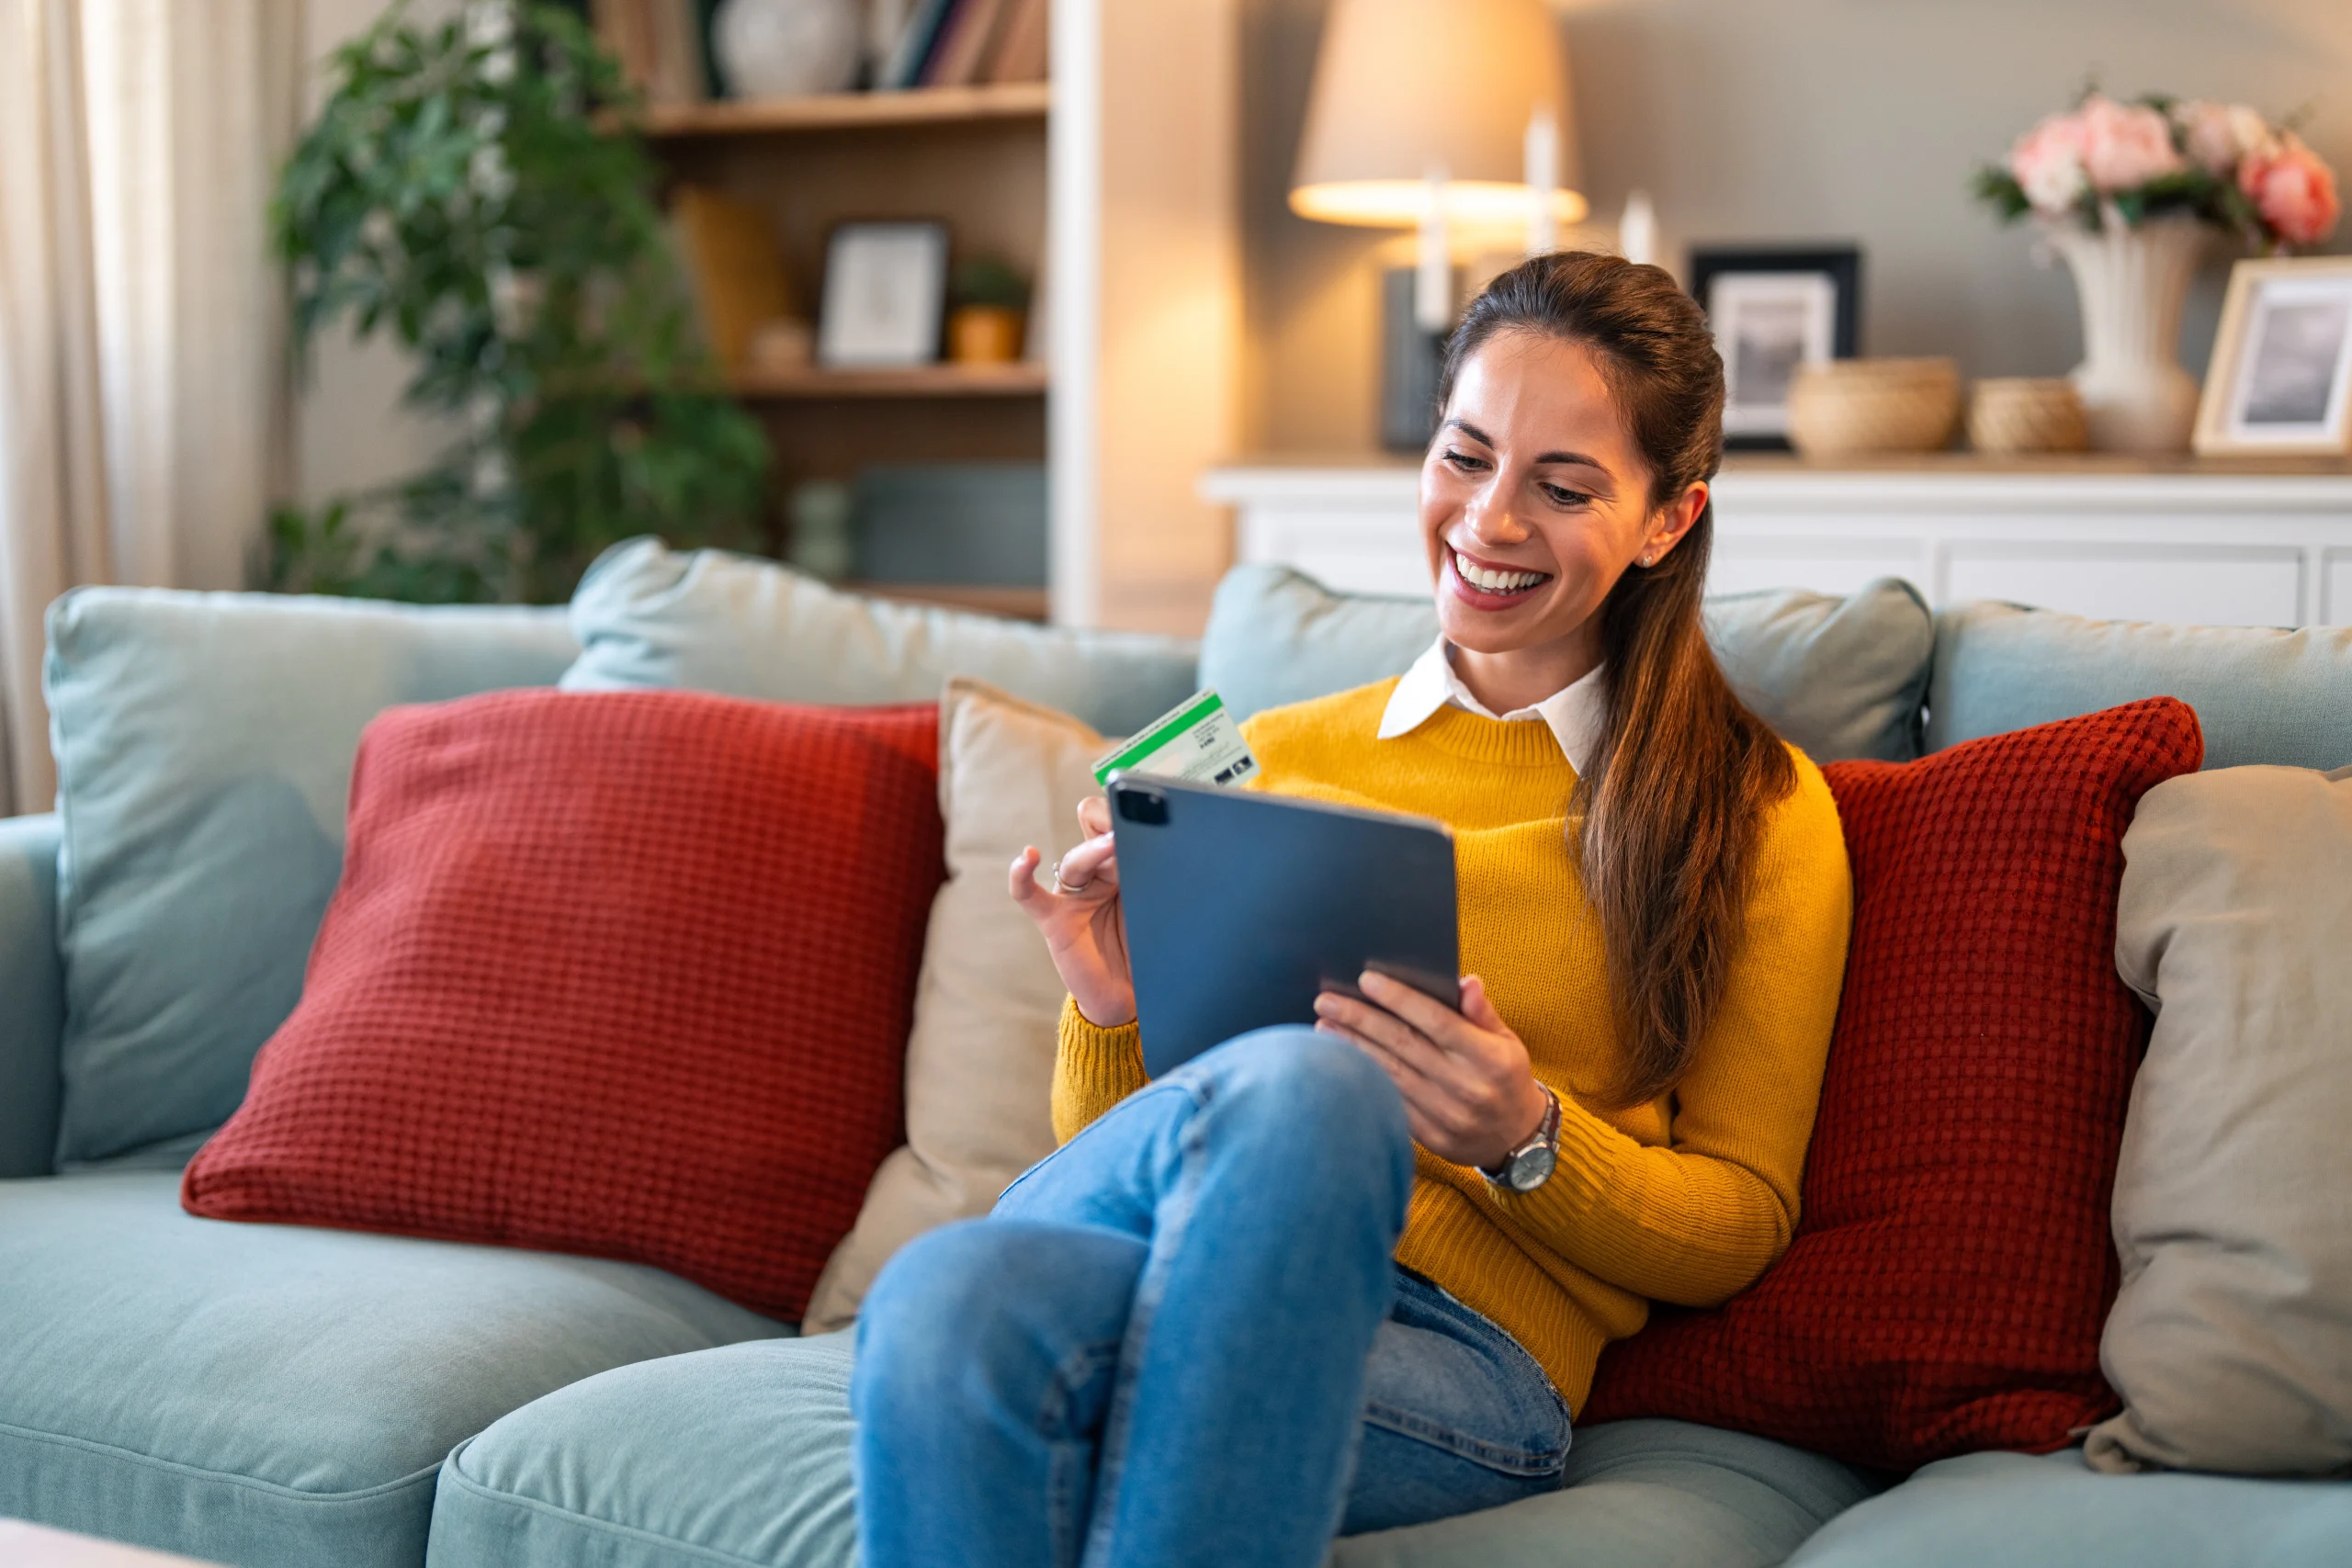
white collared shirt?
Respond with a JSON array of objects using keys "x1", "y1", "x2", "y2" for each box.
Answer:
[{"x1": 1376, "y1": 639, "x2": 1606, "y2": 773}]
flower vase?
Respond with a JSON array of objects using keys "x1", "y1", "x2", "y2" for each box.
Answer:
[{"x1": 2045, "y1": 215, "x2": 2208, "y2": 454}]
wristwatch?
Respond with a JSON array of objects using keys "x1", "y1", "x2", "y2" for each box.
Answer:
[{"x1": 1479, "y1": 1085, "x2": 1561, "y2": 1193}]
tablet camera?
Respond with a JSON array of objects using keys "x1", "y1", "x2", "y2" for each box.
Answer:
[{"x1": 1114, "y1": 785, "x2": 1170, "y2": 825}]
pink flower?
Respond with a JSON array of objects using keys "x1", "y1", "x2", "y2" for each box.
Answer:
[
  {"x1": 2010, "y1": 110, "x2": 2089, "y2": 214},
  {"x1": 2173, "y1": 99, "x2": 2276, "y2": 175},
  {"x1": 2240, "y1": 133, "x2": 2342, "y2": 248},
  {"x1": 2077, "y1": 95, "x2": 2187, "y2": 193}
]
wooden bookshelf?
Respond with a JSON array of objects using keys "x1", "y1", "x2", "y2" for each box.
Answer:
[
  {"x1": 616, "y1": 4, "x2": 1243, "y2": 633},
  {"x1": 645, "y1": 82, "x2": 1052, "y2": 139},
  {"x1": 730, "y1": 362, "x2": 1048, "y2": 400},
  {"x1": 643, "y1": 69, "x2": 1050, "y2": 568}
]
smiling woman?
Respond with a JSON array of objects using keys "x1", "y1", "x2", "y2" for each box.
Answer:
[
  {"x1": 1425, "y1": 336, "x2": 1693, "y2": 668},
  {"x1": 1423, "y1": 255, "x2": 1800, "y2": 1108},
  {"x1": 850, "y1": 253, "x2": 1856, "y2": 1568}
]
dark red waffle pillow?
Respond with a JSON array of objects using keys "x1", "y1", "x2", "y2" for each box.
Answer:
[
  {"x1": 1583, "y1": 697, "x2": 2202, "y2": 1470},
  {"x1": 183, "y1": 688, "x2": 943, "y2": 1322}
]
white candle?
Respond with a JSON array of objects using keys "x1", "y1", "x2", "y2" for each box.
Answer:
[
  {"x1": 1417, "y1": 164, "x2": 1452, "y2": 332},
  {"x1": 1620, "y1": 189, "x2": 1657, "y2": 267},
  {"x1": 1524, "y1": 106, "x2": 1559, "y2": 258}
]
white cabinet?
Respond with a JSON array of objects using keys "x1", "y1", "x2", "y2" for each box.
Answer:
[
  {"x1": 1203, "y1": 460, "x2": 2352, "y2": 627},
  {"x1": 1939, "y1": 547, "x2": 2302, "y2": 628}
]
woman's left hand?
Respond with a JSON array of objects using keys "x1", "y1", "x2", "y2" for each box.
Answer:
[{"x1": 1314, "y1": 973, "x2": 1551, "y2": 1171}]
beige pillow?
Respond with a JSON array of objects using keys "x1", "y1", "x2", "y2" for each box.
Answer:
[
  {"x1": 2087, "y1": 764, "x2": 2352, "y2": 1475},
  {"x1": 802, "y1": 678, "x2": 1103, "y2": 1330}
]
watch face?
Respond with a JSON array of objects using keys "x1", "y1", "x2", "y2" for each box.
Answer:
[{"x1": 1509, "y1": 1145, "x2": 1557, "y2": 1192}]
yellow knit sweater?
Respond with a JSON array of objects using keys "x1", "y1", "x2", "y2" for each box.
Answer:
[{"x1": 1052, "y1": 679, "x2": 1852, "y2": 1413}]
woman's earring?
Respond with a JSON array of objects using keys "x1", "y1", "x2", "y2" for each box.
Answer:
[{"x1": 1637, "y1": 551, "x2": 1657, "y2": 567}]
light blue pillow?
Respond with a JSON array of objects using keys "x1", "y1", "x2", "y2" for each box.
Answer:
[
  {"x1": 1196, "y1": 568, "x2": 1439, "y2": 724},
  {"x1": 1928, "y1": 602, "x2": 2352, "y2": 771},
  {"x1": 562, "y1": 538, "x2": 1202, "y2": 739},
  {"x1": 43, "y1": 589, "x2": 577, "y2": 1168},
  {"x1": 1201, "y1": 566, "x2": 1934, "y2": 763}
]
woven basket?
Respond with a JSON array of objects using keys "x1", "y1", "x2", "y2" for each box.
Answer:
[
  {"x1": 1788, "y1": 357, "x2": 1962, "y2": 457},
  {"x1": 1968, "y1": 377, "x2": 2089, "y2": 454}
]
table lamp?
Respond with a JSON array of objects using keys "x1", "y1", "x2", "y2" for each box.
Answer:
[{"x1": 1290, "y1": 0, "x2": 1584, "y2": 332}]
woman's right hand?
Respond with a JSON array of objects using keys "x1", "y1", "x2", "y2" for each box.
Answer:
[{"x1": 1010, "y1": 795, "x2": 1136, "y2": 1027}]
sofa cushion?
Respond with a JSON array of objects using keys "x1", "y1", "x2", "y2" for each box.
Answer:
[
  {"x1": 42, "y1": 589, "x2": 577, "y2": 1168},
  {"x1": 1199, "y1": 566, "x2": 1934, "y2": 761},
  {"x1": 1330, "y1": 1419, "x2": 1883, "y2": 1568},
  {"x1": 183, "y1": 690, "x2": 941, "y2": 1323},
  {"x1": 562, "y1": 537, "x2": 1201, "y2": 739},
  {"x1": 426, "y1": 1333, "x2": 1876, "y2": 1568},
  {"x1": 803, "y1": 680, "x2": 1104, "y2": 1331},
  {"x1": 427, "y1": 1333, "x2": 862, "y2": 1568},
  {"x1": 1928, "y1": 600, "x2": 2352, "y2": 771},
  {"x1": 0, "y1": 1170, "x2": 782, "y2": 1568},
  {"x1": 2089, "y1": 764, "x2": 2352, "y2": 1476},
  {"x1": 1586, "y1": 698, "x2": 2206, "y2": 1470},
  {"x1": 1782, "y1": 1447, "x2": 2352, "y2": 1568}
]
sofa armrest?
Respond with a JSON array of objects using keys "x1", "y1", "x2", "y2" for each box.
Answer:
[{"x1": 0, "y1": 813, "x2": 62, "y2": 1177}]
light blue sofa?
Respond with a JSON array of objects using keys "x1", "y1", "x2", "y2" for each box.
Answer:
[{"x1": 5, "y1": 540, "x2": 2349, "y2": 1568}]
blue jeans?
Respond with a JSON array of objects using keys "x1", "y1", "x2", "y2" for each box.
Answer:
[{"x1": 852, "y1": 1027, "x2": 1572, "y2": 1568}]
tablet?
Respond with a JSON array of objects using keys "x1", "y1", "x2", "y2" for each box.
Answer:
[{"x1": 1107, "y1": 774, "x2": 1458, "y2": 1077}]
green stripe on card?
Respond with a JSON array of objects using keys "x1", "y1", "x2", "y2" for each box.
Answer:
[{"x1": 1095, "y1": 692, "x2": 1225, "y2": 776}]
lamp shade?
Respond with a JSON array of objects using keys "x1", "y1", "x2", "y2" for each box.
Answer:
[{"x1": 1290, "y1": 0, "x2": 1584, "y2": 231}]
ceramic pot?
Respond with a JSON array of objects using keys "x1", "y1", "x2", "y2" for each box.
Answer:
[
  {"x1": 711, "y1": 0, "x2": 861, "y2": 99},
  {"x1": 2045, "y1": 215, "x2": 2208, "y2": 454},
  {"x1": 948, "y1": 305, "x2": 1023, "y2": 365}
]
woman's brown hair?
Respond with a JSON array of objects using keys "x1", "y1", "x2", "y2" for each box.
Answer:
[{"x1": 1438, "y1": 252, "x2": 1795, "y2": 1107}]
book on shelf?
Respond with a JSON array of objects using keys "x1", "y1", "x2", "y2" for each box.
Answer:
[
  {"x1": 922, "y1": 0, "x2": 1013, "y2": 88},
  {"x1": 987, "y1": 0, "x2": 1047, "y2": 85},
  {"x1": 877, "y1": 0, "x2": 958, "y2": 90},
  {"x1": 592, "y1": 0, "x2": 712, "y2": 105},
  {"x1": 590, "y1": 0, "x2": 651, "y2": 90},
  {"x1": 668, "y1": 186, "x2": 796, "y2": 370}
]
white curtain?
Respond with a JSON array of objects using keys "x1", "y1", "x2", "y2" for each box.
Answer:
[{"x1": 0, "y1": 0, "x2": 303, "y2": 813}]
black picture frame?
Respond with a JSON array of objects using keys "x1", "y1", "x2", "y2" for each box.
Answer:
[{"x1": 1687, "y1": 245, "x2": 1863, "y2": 450}]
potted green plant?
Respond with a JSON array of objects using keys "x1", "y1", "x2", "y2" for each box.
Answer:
[
  {"x1": 268, "y1": 0, "x2": 768, "y2": 603},
  {"x1": 946, "y1": 254, "x2": 1029, "y2": 366}
]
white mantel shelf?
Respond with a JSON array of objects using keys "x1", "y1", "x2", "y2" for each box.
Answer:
[{"x1": 1202, "y1": 455, "x2": 2352, "y2": 628}]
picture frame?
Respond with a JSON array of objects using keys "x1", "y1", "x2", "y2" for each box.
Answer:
[
  {"x1": 2193, "y1": 256, "x2": 2352, "y2": 457},
  {"x1": 1688, "y1": 246, "x2": 1863, "y2": 450},
  {"x1": 817, "y1": 220, "x2": 951, "y2": 369}
]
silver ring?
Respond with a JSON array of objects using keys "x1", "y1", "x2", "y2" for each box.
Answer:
[{"x1": 1051, "y1": 859, "x2": 1091, "y2": 896}]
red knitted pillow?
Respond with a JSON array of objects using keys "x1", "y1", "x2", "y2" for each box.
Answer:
[
  {"x1": 182, "y1": 688, "x2": 943, "y2": 1322},
  {"x1": 1583, "y1": 696, "x2": 2203, "y2": 1470}
]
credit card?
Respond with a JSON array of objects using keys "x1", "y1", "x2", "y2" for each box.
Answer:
[{"x1": 1091, "y1": 688, "x2": 1260, "y2": 788}]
